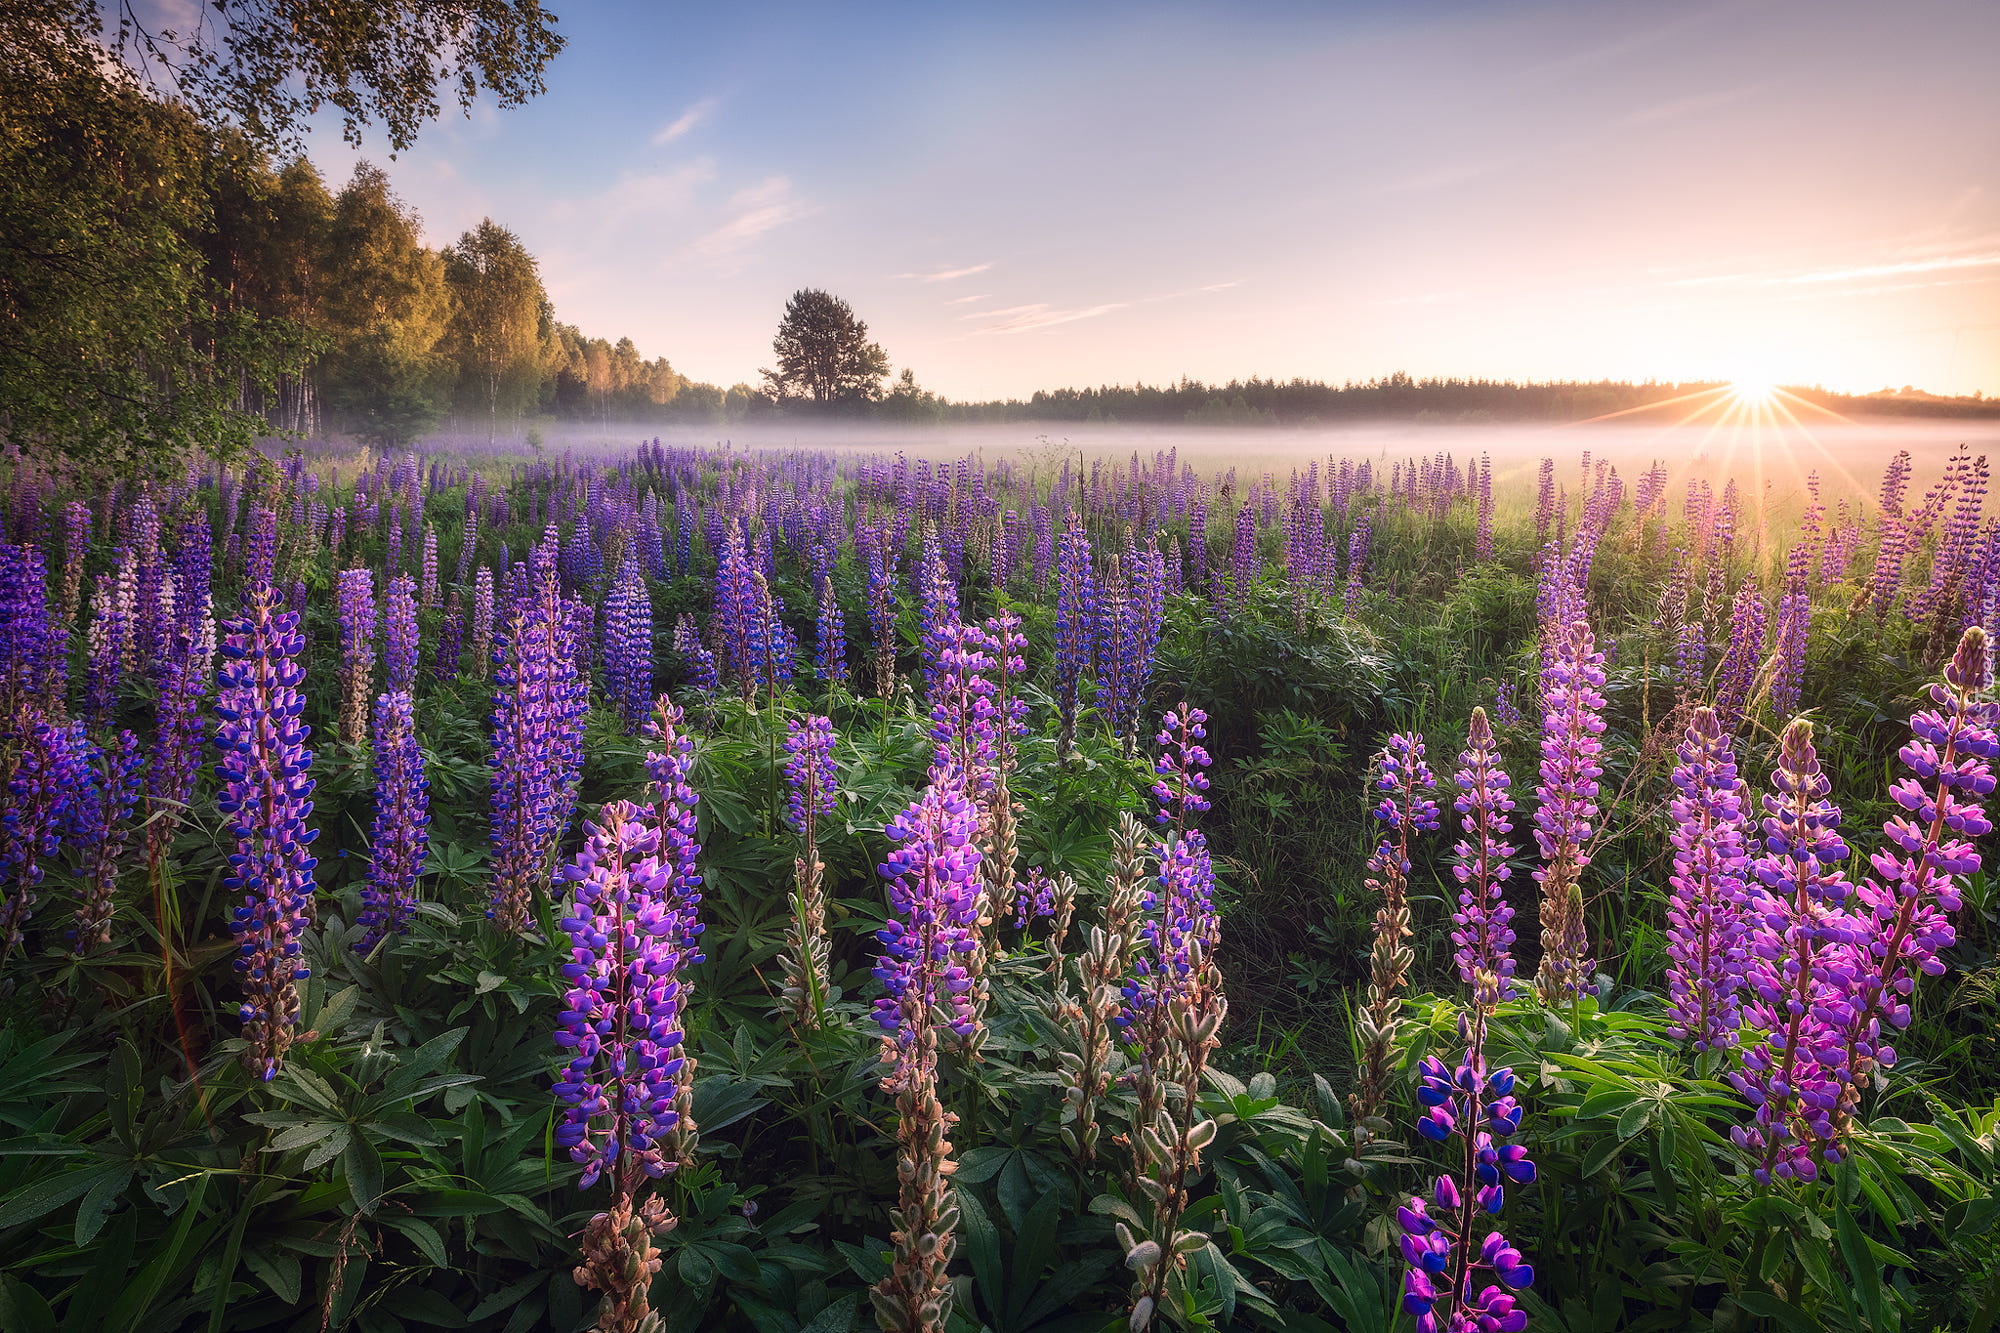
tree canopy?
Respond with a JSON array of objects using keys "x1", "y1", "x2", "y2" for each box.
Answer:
[{"x1": 762, "y1": 290, "x2": 891, "y2": 408}]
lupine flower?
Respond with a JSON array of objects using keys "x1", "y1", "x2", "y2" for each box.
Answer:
[
  {"x1": 147, "y1": 613, "x2": 212, "y2": 861},
  {"x1": 336, "y1": 568, "x2": 377, "y2": 746},
  {"x1": 602, "y1": 556, "x2": 653, "y2": 733},
  {"x1": 926, "y1": 619, "x2": 998, "y2": 800},
  {"x1": 780, "y1": 714, "x2": 839, "y2": 1025},
  {"x1": 0, "y1": 543, "x2": 59, "y2": 723},
  {"x1": 1730, "y1": 718, "x2": 1852, "y2": 1183},
  {"x1": 1840, "y1": 627, "x2": 1997, "y2": 1127},
  {"x1": 83, "y1": 557, "x2": 131, "y2": 722},
  {"x1": 0, "y1": 717, "x2": 82, "y2": 966},
  {"x1": 870, "y1": 766, "x2": 982, "y2": 1333},
  {"x1": 64, "y1": 728, "x2": 143, "y2": 954},
  {"x1": 553, "y1": 795, "x2": 701, "y2": 1333},
  {"x1": 1713, "y1": 580, "x2": 1767, "y2": 731},
  {"x1": 865, "y1": 524, "x2": 899, "y2": 700},
  {"x1": 814, "y1": 571, "x2": 845, "y2": 684},
  {"x1": 470, "y1": 566, "x2": 495, "y2": 681},
  {"x1": 713, "y1": 525, "x2": 759, "y2": 698},
  {"x1": 489, "y1": 535, "x2": 591, "y2": 931},
  {"x1": 1118, "y1": 725, "x2": 1225, "y2": 1332},
  {"x1": 356, "y1": 691, "x2": 429, "y2": 952},
  {"x1": 1533, "y1": 619, "x2": 1605, "y2": 1005},
  {"x1": 1450, "y1": 710, "x2": 1518, "y2": 1006},
  {"x1": 638, "y1": 698, "x2": 705, "y2": 1172},
  {"x1": 1353, "y1": 731, "x2": 1441, "y2": 1125},
  {"x1": 1149, "y1": 704, "x2": 1212, "y2": 835},
  {"x1": 1053, "y1": 520, "x2": 1095, "y2": 765},
  {"x1": 672, "y1": 613, "x2": 718, "y2": 694},
  {"x1": 1663, "y1": 707, "x2": 1752, "y2": 1052},
  {"x1": 1397, "y1": 1003, "x2": 1536, "y2": 1333},
  {"x1": 384, "y1": 574, "x2": 419, "y2": 695},
  {"x1": 215, "y1": 583, "x2": 319, "y2": 1081}
]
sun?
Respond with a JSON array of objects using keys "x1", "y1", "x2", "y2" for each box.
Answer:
[{"x1": 1728, "y1": 377, "x2": 1779, "y2": 407}]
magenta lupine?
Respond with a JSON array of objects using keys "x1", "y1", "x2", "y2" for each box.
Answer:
[
  {"x1": 356, "y1": 691, "x2": 430, "y2": 952},
  {"x1": 1663, "y1": 707, "x2": 1752, "y2": 1051},
  {"x1": 1149, "y1": 704, "x2": 1213, "y2": 836},
  {"x1": 870, "y1": 767, "x2": 982, "y2": 1333},
  {"x1": 1450, "y1": 709, "x2": 1518, "y2": 1006},
  {"x1": 1534, "y1": 619, "x2": 1606, "y2": 1005},
  {"x1": 336, "y1": 567, "x2": 376, "y2": 745},
  {"x1": 384, "y1": 573, "x2": 419, "y2": 695},
  {"x1": 488, "y1": 537, "x2": 591, "y2": 932},
  {"x1": 780, "y1": 713, "x2": 839, "y2": 1024},
  {"x1": 64, "y1": 728, "x2": 143, "y2": 954},
  {"x1": 214, "y1": 583, "x2": 319, "y2": 1081},
  {"x1": 1731, "y1": 718, "x2": 1852, "y2": 1183},
  {"x1": 1354, "y1": 731, "x2": 1441, "y2": 1125},
  {"x1": 1840, "y1": 627, "x2": 1997, "y2": 1128},
  {"x1": 1398, "y1": 1004, "x2": 1536, "y2": 1333},
  {"x1": 637, "y1": 698, "x2": 705, "y2": 1171},
  {"x1": 553, "y1": 795, "x2": 703, "y2": 1332},
  {"x1": 602, "y1": 556, "x2": 653, "y2": 733}
]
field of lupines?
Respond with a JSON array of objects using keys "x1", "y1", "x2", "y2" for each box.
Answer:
[{"x1": 0, "y1": 438, "x2": 1997, "y2": 1333}]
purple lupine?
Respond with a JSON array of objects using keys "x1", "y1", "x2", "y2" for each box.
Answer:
[
  {"x1": 927, "y1": 620, "x2": 998, "y2": 801},
  {"x1": 870, "y1": 767, "x2": 982, "y2": 1333},
  {"x1": 56, "y1": 501, "x2": 89, "y2": 643},
  {"x1": 1713, "y1": 580, "x2": 1766, "y2": 731},
  {"x1": 1118, "y1": 735, "x2": 1225, "y2": 1330},
  {"x1": 489, "y1": 536, "x2": 591, "y2": 932},
  {"x1": 1533, "y1": 619, "x2": 1606, "y2": 1005},
  {"x1": 1230, "y1": 501, "x2": 1258, "y2": 615},
  {"x1": 1342, "y1": 515, "x2": 1371, "y2": 618},
  {"x1": 1354, "y1": 732, "x2": 1442, "y2": 1125},
  {"x1": 1398, "y1": 1005, "x2": 1536, "y2": 1333},
  {"x1": 814, "y1": 571, "x2": 845, "y2": 685},
  {"x1": 1475, "y1": 454, "x2": 1495, "y2": 562},
  {"x1": 420, "y1": 524, "x2": 439, "y2": 609},
  {"x1": 356, "y1": 691, "x2": 429, "y2": 952},
  {"x1": 434, "y1": 604, "x2": 464, "y2": 682},
  {"x1": 780, "y1": 713, "x2": 839, "y2": 1024},
  {"x1": 553, "y1": 797, "x2": 703, "y2": 1187},
  {"x1": 83, "y1": 556, "x2": 132, "y2": 722},
  {"x1": 602, "y1": 556, "x2": 653, "y2": 734},
  {"x1": 1053, "y1": 520, "x2": 1095, "y2": 765},
  {"x1": 0, "y1": 543, "x2": 59, "y2": 724},
  {"x1": 672, "y1": 613, "x2": 717, "y2": 694},
  {"x1": 1771, "y1": 546, "x2": 1811, "y2": 718},
  {"x1": 1663, "y1": 706, "x2": 1752, "y2": 1051},
  {"x1": 0, "y1": 718, "x2": 82, "y2": 966},
  {"x1": 1450, "y1": 709, "x2": 1518, "y2": 1006},
  {"x1": 1731, "y1": 718, "x2": 1852, "y2": 1183},
  {"x1": 1149, "y1": 704, "x2": 1212, "y2": 836},
  {"x1": 1840, "y1": 626, "x2": 1997, "y2": 1128},
  {"x1": 713, "y1": 524, "x2": 759, "y2": 699},
  {"x1": 337, "y1": 567, "x2": 377, "y2": 746},
  {"x1": 146, "y1": 614, "x2": 211, "y2": 861},
  {"x1": 384, "y1": 573, "x2": 419, "y2": 696},
  {"x1": 214, "y1": 582, "x2": 319, "y2": 1081},
  {"x1": 865, "y1": 524, "x2": 899, "y2": 700},
  {"x1": 63, "y1": 728, "x2": 143, "y2": 954},
  {"x1": 471, "y1": 565, "x2": 495, "y2": 681},
  {"x1": 637, "y1": 696, "x2": 705, "y2": 1171}
]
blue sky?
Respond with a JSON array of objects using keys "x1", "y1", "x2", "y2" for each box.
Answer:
[{"x1": 300, "y1": 0, "x2": 2000, "y2": 399}]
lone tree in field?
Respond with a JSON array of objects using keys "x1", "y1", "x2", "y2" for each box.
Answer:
[{"x1": 762, "y1": 289, "x2": 890, "y2": 407}]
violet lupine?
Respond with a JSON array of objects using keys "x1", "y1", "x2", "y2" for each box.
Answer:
[
  {"x1": 637, "y1": 698, "x2": 705, "y2": 1172},
  {"x1": 0, "y1": 718, "x2": 81, "y2": 967},
  {"x1": 814, "y1": 571, "x2": 846, "y2": 685},
  {"x1": 64, "y1": 728, "x2": 143, "y2": 955},
  {"x1": 384, "y1": 573, "x2": 419, "y2": 696},
  {"x1": 870, "y1": 767, "x2": 983, "y2": 1333},
  {"x1": 672, "y1": 613, "x2": 718, "y2": 694},
  {"x1": 1450, "y1": 709, "x2": 1518, "y2": 1006},
  {"x1": 602, "y1": 557, "x2": 653, "y2": 734},
  {"x1": 713, "y1": 525, "x2": 759, "y2": 699},
  {"x1": 470, "y1": 566, "x2": 495, "y2": 681},
  {"x1": 979, "y1": 610, "x2": 1029, "y2": 933},
  {"x1": 356, "y1": 691, "x2": 429, "y2": 952},
  {"x1": 779, "y1": 713, "x2": 839, "y2": 1025},
  {"x1": 1713, "y1": 580, "x2": 1767, "y2": 731},
  {"x1": 1731, "y1": 718, "x2": 1852, "y2": 1183},
  {"x1": 488, "y1": 538, "x2": 591, "y2": 932},
  {"x1": 1397, "y1": 1002, "x2": 1536, "y2": 1333},
  {"x1": 215, "y1": 582, "x2": 319, "y2": 1081},
  {"x1": 146, "y1": 616, "x2": 211, "y2": 861},
  {"x1": 1053, "y1": 520, "x2": 1095, "y2": 766},
  {"x1": 0, "y1": 543, "x2": 59, "y2": 724},
  {"x1": 552, "y1": 797, "x2": 702, "y2": 1333},
  {"x1": 1840, "y1": 626, "x2": 1997, "y2": 1129},
  {"x1": 1149, "y1": 704, "x2": 1213, "y2": 837},
  {"x1": 1533, "y1": 620, "x2": 1606, "y2": 1006},
  {"x1": 1771, "y1": 547, "x2": 1811, "y2": 718},
  {"x1": 1663, "y1": 707, "x2": 1752, "y2": 1052},
  {"x1": 865, "y1": 525, "x2": 899, "y2": 700},
  {"x1": 1353, "y1": 731, "x2": 1442, "y2": 1127},
  {"x1": 82, "y1": 558, "x2": 131, "y2": 722},
  {"x1": 1230, "y1": 501, "x2": 1258, "y2": 615},
  {"x1": 1117, "y1": 720, "x2": 1224, "y2": 1331},
  {"x1": 336, "y1": 567, "x2": 377, "y2": 746},
  {"x1": 56, "y1": 501, "x2": 89, "y2": 642}
]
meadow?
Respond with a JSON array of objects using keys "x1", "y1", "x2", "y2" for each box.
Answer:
[{"x1": 0, "y1": 424, "x2": 1996, "y2": 1333}]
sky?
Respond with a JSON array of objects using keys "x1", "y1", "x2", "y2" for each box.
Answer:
[{"x1": 293, "y1": 0, "x2": 2000, "y2": 401}]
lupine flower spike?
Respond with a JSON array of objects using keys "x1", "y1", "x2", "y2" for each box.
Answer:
[
  {"x1": 1397, "y1": 994, "x2": 1536, "y2": 1333},
  {"x1": 1353, "y1": 731, "x2": 1440, "y2": 1127},
  {"x1": 1533, "y1": 619, "x2": 1606, "y2": 1005},
  {"x1": 357, "y1": 691, "x2": 430, "y2": 952},
  {"x1": 779, "y1": 714, "x2": 839, "y2": 1026},
  {"x1": 1450, "y1": 709, "x2": 1518, "y2": 1006},
  {"x1": 1664, "y1": 707, "x2": 1751, "y2": 1052},
  {"x1": 215, "y1": 583, "x2": 319, "y2": 1081}
]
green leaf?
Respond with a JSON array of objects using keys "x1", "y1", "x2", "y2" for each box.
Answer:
[
  {"x1": 243, "y1": 1247, "x2": 302, "y2": 1305},
  {"x1": 0, "y1": 1275, "x2": 57, "y2": 1333},
  {"x1": 1734, "y1": 1293, "x2": 1821, "y2": 1333},
  {"x1": 74, "y1": 1163, "x2": 134, "y2": 1245},
  {"x1": 957, "y1": 1188, "x2": 1003, "y2": 1315},
  {"x1": 1836, "y1": 1202, "x2": 1893, "y2": 1332},
  {"x1": 796, "y1": 1294, "x2": 859, "y2": 1333},
  {"x1": 385, "y1": 1216, "x2": 450, "y2": 1268},
  {"x1": 1009, "y1": 1188, "x2": 1063, "y2": 1321},
  {"x1": 0, "y1": 1162, "x2": 126, "y2": 1229},
  {"x1": 344, "y1": 1135, "x2": 384, "y2": 1216},
  {"x1": 1577, "y1": 1089, "x2": 1640, "y2": 1120},
  {"x1": 393, "y1": 1288, "x2": 469, "y2": 1327}
]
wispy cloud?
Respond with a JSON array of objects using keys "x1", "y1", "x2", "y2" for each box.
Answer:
[
  {"x1": 1678, "y1": 251, "x2": 2000, "y2": 287},
  {"x1": 689, "y1": 177, "x2": 812, "y2": 265},
  {"x1": 899, "y1": 261, "x2": 994, "y2": 282},
  {"x1": 652, "y1": 97, "x2": 718, "y2": 146},
  {"x1": 1613, "y1": 84, "x2": 1760, "y2": 130},
  {"x1": 972, "y1": 302, "x2": 1128, "y2": 335},
  {"x1": 945, "y1": 293, "x2": 989, "y2": 306}
]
